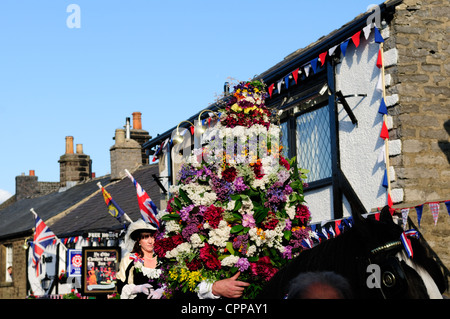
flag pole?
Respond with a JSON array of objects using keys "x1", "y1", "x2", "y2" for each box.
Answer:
[{"x1": 97, "y1": 182, "x2": 133, "y2": 223}]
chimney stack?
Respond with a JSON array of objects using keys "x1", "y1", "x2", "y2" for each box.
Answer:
[
  {"x1": 130, "y1": 112, "x2": 151, "y2": 165},
  {"x1": 110, "y1": 127, "x2": 142, "y2": 180},
  {"x1": 59, "y1": 136, "x2": 92, "y2": 186},
  {"x1": 15, "y1": 170, "x2": 39, "y2": 200}
]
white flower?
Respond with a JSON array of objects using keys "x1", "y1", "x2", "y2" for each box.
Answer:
[
  {"x1": 221, "y1": 255, "x2": 240, "y2": 267},
  {"x1": 286, "y1": 203, "x2": 296, "y2": 219},
  {"x1": 226, "y1": 200, "x2": 236, "y2": 211},
  {"x1": 169, "y1": 185, "x2": 180, "y2": 195},
  {"x1": 207, "y1": 220, "x2": 230, "y2": 248},
  {"x1": 165, "y1": 220, "x2": 181, "y2": 233},
  {"x1": 246, "y1": 245, "x2": 257, "y2": 257},
  {"x1": 190, "y1": 233, "x2": 205, "y2": 248},
  {"x1": 165, "y1": 242, "x2": 192, "y2": 260},
  {"x1": 181, "y1": 184, "x2": 217, "y2": 206}
]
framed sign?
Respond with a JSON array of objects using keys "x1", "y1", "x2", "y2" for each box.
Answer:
[
  {"x1": 81, "y1": 247, "x2": 121, "y2": 295},
  {"x1": 67, "y1": 249, "x2": 82, "y2": 277}
]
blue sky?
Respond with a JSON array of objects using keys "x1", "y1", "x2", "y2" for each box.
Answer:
[{"x1": 0, "y1": 0, "x2": 377, "y2": 202}]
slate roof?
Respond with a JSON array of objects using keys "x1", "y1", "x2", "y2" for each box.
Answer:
[
  {"x1": 50, "y1": 164, "x2": 161, "y2": 237},
  {"x1": 0, "y1": 164, "x2": 161, "y2": 240}
]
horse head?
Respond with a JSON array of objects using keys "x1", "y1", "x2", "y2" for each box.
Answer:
[
  {"x1": 341, "y1": 205, "x2": 447, "y2": 299},
  {"x1": 258, "y1": 206, "x2": 447, "y2": 299}
]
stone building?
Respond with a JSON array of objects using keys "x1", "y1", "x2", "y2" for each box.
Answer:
[
  {"x1": 144, "y1": 0, "x2": 449, "y2": 290},
  {"x1": 0, "y1": 112, "x2": 158, "y2": 299}
]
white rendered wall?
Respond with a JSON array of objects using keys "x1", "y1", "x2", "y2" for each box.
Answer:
[
  {"x1": 335, "y1": 30, "x2": 388, "y2": 213},
  {"x1": 304, "y1": 186, "x2": 333, "y2": 223}
]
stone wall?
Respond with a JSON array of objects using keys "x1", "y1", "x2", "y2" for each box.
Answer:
[
  {"x1": 386, "y1": 0, "x2": 450, "y2": 280},
  {"x1": 0, "y1": 237, "x2": 28, "y2": 299}
]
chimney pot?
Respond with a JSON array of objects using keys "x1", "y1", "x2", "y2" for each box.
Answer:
[
  {"x1": 132, "y1": 112, "x2": 142, "y2": 130},
  {"x1": 115, "y1": 129, "x2": 125, "y2": 145},
  {"x1": 65, "y1": 136, "x2": 74, "y2": 154},
  {"x1": 76, "y1": 144, "x2": 83, "y2": 154},
  {"x1": 29, "y1": 170, "x2": 35, "y2": 176}
]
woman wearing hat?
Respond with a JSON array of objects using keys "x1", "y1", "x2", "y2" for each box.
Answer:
[{"x1": 117, "y1": 220, "x2": 164, "y2": 299}]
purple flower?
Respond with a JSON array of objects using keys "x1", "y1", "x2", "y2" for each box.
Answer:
[
  {"x1": 232, "y1": 234, "x2": 249, "y2": 254},
  {"x1": 235, "y1": 257, "x2": 250, "y2": 272},
  {"x1": 281, "y1": 245, "x2": 293, "y2": 259},
  {"x1": 210, "y1": 177, "x2": 234, "y2": 202},
  {"x1": 179, "y1": 204, "x2": 195, "y2": 221},
  {"x1": 284, "y1": 218, "x2": 292, "y2": 231},
  {"x1": 233, "y1": 176, "x2": 248, "y2": 193},
  {"x1": 181, "y1": 222, "x2": 199, "y2": 241}
]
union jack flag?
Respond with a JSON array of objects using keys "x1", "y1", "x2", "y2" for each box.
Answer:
[
  {"x1": 31, "y1": 212, "x2": 57, "y2": 276},
  {"x1": 125, "y1": 170, "x2": 160, "y2": 229}
]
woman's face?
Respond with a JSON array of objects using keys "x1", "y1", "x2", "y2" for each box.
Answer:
[{"x1": 139, "y1": 233, "x2": 155, "y2": 254}]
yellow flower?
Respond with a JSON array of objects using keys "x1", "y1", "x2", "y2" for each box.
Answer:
[
  {"x1": 244, "y1": 106, "x2": 257, "y2": 114},
  {"x1": 187, "y1": 271, "x2": 203, "y2": 291},
  {"x1": 231, "y1": 103, "x2": 242, "y2": 113},
  {"x1": 179, "y1": 268, "x2": 188, "y2": 282},
  {"x1": 169, "y1": 269, "x2": 178, "y2": 281}
]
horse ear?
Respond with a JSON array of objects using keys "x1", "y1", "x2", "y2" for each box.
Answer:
[{"x1": 379, "y1": 205, "x2": 394, "y2": 224}]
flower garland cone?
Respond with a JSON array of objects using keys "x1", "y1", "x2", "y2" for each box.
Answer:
[{"x1": 155, "y1": 80, "x2": 311, "y2": 299}]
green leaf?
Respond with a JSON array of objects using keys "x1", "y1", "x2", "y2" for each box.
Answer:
[
  {"x1": 161, "y1": 213, "x2": 181, "y2": 221},
  {"x1": 231, "y1": 225, "x2": 244, "y2": 233},
  {"x1": 231, "y1": 194, "x2": 241, "y2": 201},
  {"x1": 226, "y1": 242, "x2": 235, "y2": 255},
  {"x1": 179, "y1": 188, "x2": 192, "y2": 204},
  {"x1": 233, "y1": 200, "x2": 242, "y2": 212},
  {"x1": 283, "y1": 230, "x2": 291, "y2": 241},
  {"x1": 254, "y1": 208, "x2": 268, "y2": 224},
  {"x1": 173, "y1": 197, "x2": 182, "y2": 210}
]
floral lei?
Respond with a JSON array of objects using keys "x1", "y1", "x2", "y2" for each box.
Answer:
[
  {"x1": 154, "y1": 81, "x2": 312, "y2": 299},
  {"x1": 129, "y1": 253, "x2": 162, "y2": 281}
]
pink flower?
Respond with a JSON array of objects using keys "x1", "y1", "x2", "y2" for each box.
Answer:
[{"x1": 242, "y1": 214, "x2": 256, "y2": 228}]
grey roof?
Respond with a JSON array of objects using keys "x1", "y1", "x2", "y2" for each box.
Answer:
[
  {"x1": 0, "y1": 164, "x2": 161, "y2": 239},
  {"x1": 50, "y1": 164, "x2": 161, "y2": 237}
]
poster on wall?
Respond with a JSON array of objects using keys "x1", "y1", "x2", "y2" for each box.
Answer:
[
  {"x1": 67, "y1": 249, "x2": 82, "y2": 277},
  {"x1": 81, "y1": 247, "x2": 120, "y2": 295}
]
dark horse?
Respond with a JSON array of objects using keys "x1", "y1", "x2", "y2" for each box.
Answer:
[{"x1": 258, "y1": 206, "x2": 448, "y2": 299}]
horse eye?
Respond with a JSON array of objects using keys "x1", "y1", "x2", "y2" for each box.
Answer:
[{"x1": 382, "y1": 271, "x2": 396, "y2": 287}]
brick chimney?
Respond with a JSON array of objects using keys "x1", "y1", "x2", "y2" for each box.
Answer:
[
  {"x1": 59, "y1": 136, "x2": 92, "y2": 186},
  {"x1": 130, "y1": 112, "x2": 151, "y2": 165},
  {"x1": 15, "y1": 170, "x2": 39, "y2": 201}
]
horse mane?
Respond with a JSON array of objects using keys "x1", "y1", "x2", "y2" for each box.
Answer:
[{"x1": 258, "y1": 206, "x2": 448, "y2": 299}]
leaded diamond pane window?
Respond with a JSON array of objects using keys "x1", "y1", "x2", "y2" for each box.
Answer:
[
  {"x1": 280, "y1": 121, "x2": 289, "y2": 159},
  {"x1": 296, "y1": 105, "x2": 332, "y2": 183}
]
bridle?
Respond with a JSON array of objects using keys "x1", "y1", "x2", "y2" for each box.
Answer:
[{"x1": 366, "y1": 230, "x2": 420, "y2": 299}]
